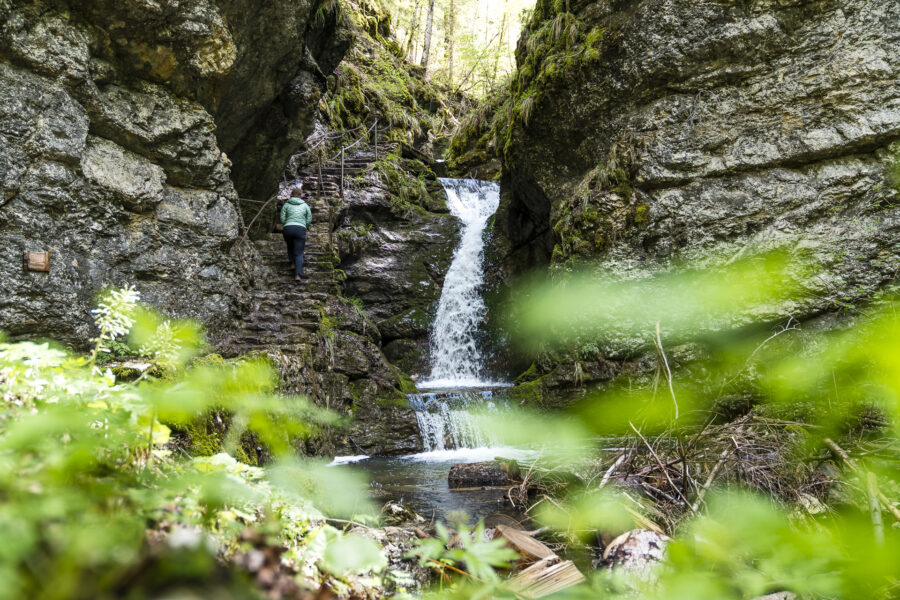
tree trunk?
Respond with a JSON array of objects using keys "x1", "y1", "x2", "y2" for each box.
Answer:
[
  {"x1": 406, "y1": 0, "x2": 422, "y2": 62},
  {"x1": 420, "y1": 0, "x2": 436, "y2": 72},
  {"x1": 492, "y1": 1, "x2": 507, "y2": 85},
  {"x1": 444, "y1": 0, "x2": 455, "y2": 83}
]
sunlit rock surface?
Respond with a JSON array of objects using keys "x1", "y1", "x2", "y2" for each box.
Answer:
[
  {"x1": 0, "y1": 0, "x2": 348, "y2": 345},
  {"x1": 487, "y1": 0, "x2": 900, "y2": 387}
]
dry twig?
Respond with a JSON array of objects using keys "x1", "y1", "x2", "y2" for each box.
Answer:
[{"x1": 630, "y1": 422, "x2": 694, "y2": 512}]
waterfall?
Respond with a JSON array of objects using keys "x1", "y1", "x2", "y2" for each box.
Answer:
[
  {"x1": 405, "y1": 179, "x2": 506, "y2": 455},
  {"x1": 420, "y1": 179, "x2": 500, "y2": 389},
  {"x1": 410, "y1": 390, "x2": 497, "y2": 452}
]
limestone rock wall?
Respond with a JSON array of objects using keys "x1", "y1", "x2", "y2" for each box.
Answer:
[
  {"x1": 0, "y1": 0, "x2": 348, "y2": 345},
  {"x1": 488, "y1": 0, "x2": 900, "y2": 381},
  {"x1": 334, "y1": 158, "x2": 459, "y2": 379}
]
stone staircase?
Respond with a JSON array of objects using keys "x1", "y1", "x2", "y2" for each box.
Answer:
[
  {"x1": 218, "y1": 142, "x2": 426, "y2": 456},
  {"x1": 221, "y1": 146, "x2": 379, "y2": 356}
]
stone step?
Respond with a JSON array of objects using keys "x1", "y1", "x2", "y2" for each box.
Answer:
[
  {"x1": 256, "y1": 247, "x2": 334, "y2": 259},
  {"x1": 302, "y1": 177, "x2": 343, "y2": 184},
  {"x1": 316, "y1": 167, "x2": 365, "y2": 176},
  {"x1": 257, "y1": 261, "x2": 334, "y2": 273},
  {"x1": 263, "y1": 240, "x2": 330, "y2": 249},
  {"x1": 249, "y1": 305, "x2": 322, "y2": 317},
  {"x1": 250, "y1": 292, "x2": 323, "y2": 304},
  {"x1": 257, "y1": 237, "x2": 332, "y2": 249},
  {"x1": 257, "y1": 236, "x2": 333, "y2": 245},
  {"x1": 256, "y1": 247, "x2": 332, "y2": 257},
  {"x1": 247, "y1": 296, "x2": 322, "y2": 310},
  {"x1": 229, "y1": 343, "x2": 315, "y2": 356},
  {"x1": 257, "y1": 259, "x2": 334, "y2": 269},
  {"x1": 250, "y1": 289, "x2": 330, "y2": 301},
  {"x1": 227, "y1": 334, "x2": 318, "y2": 348},
  {"x1": 245, "y1": 314, "x2": 321, "y2": 327},
  {"x1": 267, "y1": 225, "x2": 333, "y2": 234},
  {"x1": 227, "y1": 161, "x2": 351, "y2": 359},
  {"x1": 236, "y1": 321, "x2": 321, "y2": 333},
  {"x1": 257, "y1": 255, "x2": 334, "y2": 267},
  {"x1": 265, "y1": 281, "x2": 337, "y2": 293},
  {"x1": 258, "y1": 260, "x2": 334, "y2": 272},
  {"x1": 302, "y1": 161, "x2": 371, "y2": 173}
]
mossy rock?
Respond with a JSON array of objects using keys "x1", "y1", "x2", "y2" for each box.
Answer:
[
  {"x1": 506, "y1": 378, "x2": 547, "y2": 407},
  {"x1": 384, "y1": 339, "x2": 428, "y2": 381},
  {"x1": 110, "y1": 362, "x2": 164, "y2": 382},
  {"x1": 514, "y1": 362, "x2": 541, "y2": 385},
  {"x1": 379, "y1": 307, "x2": 431, "y2": 339}
]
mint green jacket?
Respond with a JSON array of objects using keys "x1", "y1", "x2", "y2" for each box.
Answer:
[{"x1": 281, "y1": 197, "x2": 312, "y2": 228}]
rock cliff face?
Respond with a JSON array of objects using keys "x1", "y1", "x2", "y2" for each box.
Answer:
[
  {"x1": 334, "y1": 154, "x2": 458, "y2": 379},
  {"x1": 281, "y1": 0, "x2": 462, "y2": 379},
  {"x1": 486, "y1": 0, "x2": 900, "y2": 387},
  {"x1": 0, "y1": 0, "x2": 348, "y2": 345}
]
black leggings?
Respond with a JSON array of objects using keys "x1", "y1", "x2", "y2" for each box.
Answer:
[{"x1": 282, "y1": 225, "x2": 307, "y2": 276}]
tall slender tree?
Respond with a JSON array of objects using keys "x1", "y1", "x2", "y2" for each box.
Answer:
[
  {"x1": 406, "y1": 0, "x2": 422, "y2": 62},
  {"x1": 443, "y1": 0, "x2": 456, "y2": 83},
  {"x1": 420, "y1": 0, "x2": 436, "y2": 72},
  {"x1": 491, "y1": 0, "x2": 508, "y2": 84}
]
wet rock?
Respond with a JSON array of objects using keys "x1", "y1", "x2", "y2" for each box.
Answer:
[
  {"x1": 448, "y1": 460, "x2": 521, "y2": 488},
  {"x1": 381, "y1": 502, "x2": 426, "y2": 526},
  {"x1": 331, "y1": 155, "x2": 459, "y2": 379}
]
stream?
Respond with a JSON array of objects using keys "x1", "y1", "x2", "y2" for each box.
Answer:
[{"x1": 336, "y1": 179, "x2": 527, "y2": 523}]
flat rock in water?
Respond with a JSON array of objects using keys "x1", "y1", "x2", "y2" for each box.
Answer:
[{"x1": 448, "y1": 460, "x2": 519, "y2": 489}]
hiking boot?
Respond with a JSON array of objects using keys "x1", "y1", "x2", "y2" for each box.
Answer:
[{"x1": 295, "y1": 274, "x2": 301, "y2": 281}]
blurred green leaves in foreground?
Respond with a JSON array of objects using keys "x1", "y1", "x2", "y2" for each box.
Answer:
[
  {"x1": 510, "y1": 251, "x2": 805, "y2": 352},
  {"x1": 4, "y1": 241, "x2": 900, "y2": 600},
  {"x1": 471, "y1": 248, "x2": 900, "y2": 599},
  {"x1": 0, "y1": 288, "x2": 385, "y2": 599}
]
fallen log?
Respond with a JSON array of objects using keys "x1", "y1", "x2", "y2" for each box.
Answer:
[
  {"x1": 507, "y1": 555, "x2": 586, "y2": 598},
  {"x1": 495, "y1": 524, "x2": 555, "y2": 562}
]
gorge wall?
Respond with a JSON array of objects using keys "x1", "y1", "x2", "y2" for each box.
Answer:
[
  {"x1": 0, "y1": 0, "x2": 465, "y2": 457},
  {"x1": 480, "y1": 0, "x2": 900, "y2": 391},
  {"x1": 0, "y1": 0, "x2": 348, "y2": 346}
]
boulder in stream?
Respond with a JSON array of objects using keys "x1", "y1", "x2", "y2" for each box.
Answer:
[
  {"x1": 600, "y1": 529, "x2": 669, "y2": 580},
  {"x1": 448, "y1": 459, "x2": 521, "y2": 489}
]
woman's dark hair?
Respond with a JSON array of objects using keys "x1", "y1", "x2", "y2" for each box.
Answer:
[{"x1": 291, "y1": 185, "x2": 303, "y2": 198}]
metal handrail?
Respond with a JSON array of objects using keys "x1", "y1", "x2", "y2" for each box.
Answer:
[
  {"x1": 288, "y1": 121, "x2": 376, "y2": 162},
  {"x1": 235, "y1": 119, "x2": 384, "y2": 248},
  {"x1": 324, "y1": 119, "x2": 379, "y2": 163},
  {"x1": 236, "y1": 195, "x2": 279, "y2": 248}
]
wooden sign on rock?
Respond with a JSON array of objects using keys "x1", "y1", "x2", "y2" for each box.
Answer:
[{"x1": 24, "y1": 251, "x2": 50, "y2": 272}]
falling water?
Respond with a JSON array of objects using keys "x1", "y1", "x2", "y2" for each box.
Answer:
[
  {"x1": 409, "y1": 390, "x2": 496, "y2": 452},
  {"x1": 420, "y1": 179, "x2": 500, "y2": 389}
]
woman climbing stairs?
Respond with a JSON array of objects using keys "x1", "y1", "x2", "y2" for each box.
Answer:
[{"x1": 222, "y1": 145, "x2": 380, "y2": 356}]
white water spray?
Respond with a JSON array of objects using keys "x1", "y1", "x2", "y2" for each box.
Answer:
[
  {"x1": 409, "y1": 391, "x2": 495, "y2": 452},
  {"x1": 420, "y1": 179, "x2": 500, "y2": 389}
]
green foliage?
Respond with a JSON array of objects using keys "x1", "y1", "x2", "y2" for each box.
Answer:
[
  {"x1": 511, "y1": 251, "x2": 802, "y2": 352},
  {"x1": 408, "y1": 520, "x2": 518, "y2": 583},
  {"x1": 462, "y1": 248, "x2": 900, "y2": 598},
  {"x1": 88, "y1": 284, "x2": 139, "y2": 367},
  {"x1": 0, "y1": 289, "x2": 383, "y2": 597},
  {"x1": 373, "y1": 151, "x2": 436, "y2": 213},
  {"x1": 446, "y1": 0, "x2": 608, "y2": 171},
  {"x1": 321, "y1": 530, "x2": 388, "y2": 575},
  {"x1": 322, "y1": 0, "x2": 456, "y2": 149}
]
